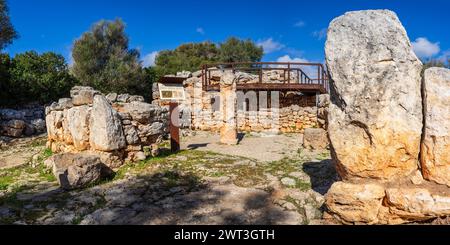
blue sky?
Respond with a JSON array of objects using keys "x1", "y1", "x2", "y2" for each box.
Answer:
[{"x1": 4, "y1": 0, "x2": 450, "y2": 66}]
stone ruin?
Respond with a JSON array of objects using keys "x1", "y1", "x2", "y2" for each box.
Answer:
[
  {"x1": 324, "y1": 10, "x2": 450, "y2": 224},
  {"x1": 45, "y1": 86, "x2": 169, "y2": 170},
  {"x1": 152, "y1": 69, "x2": 327, "y2": 135},
  {"x1": 0, "y1": 104, "x2": 46, "y2": 139}
]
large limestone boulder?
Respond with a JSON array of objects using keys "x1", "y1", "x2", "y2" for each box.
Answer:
[
  {"x1": 46, "y1": 153, "x2": 110, "y2": 190},
  {"x1": 421, "y1": 67, "x2": 450, "y2": 187},
  {"x1": 70, "y1": 86, "x2": 100, "y2": 106},
  {"x1": 325, "y1": 10, "x2": 423, "y2": 181},
  {"x1": 89, "y1": 95, "x2": 126, "y2": 152},
  {"x1": 120, "y1": 101, "x2": 164, "y2": 124},
  {"x1": 385, "y1": 187, "x2": 450, "y2": 220},
  {"x1": 67, "y1": 105, "x2": 91, "y2": 151},
  {"x1": 325, "y1": 182, "x2": 385, "y2": 224}
]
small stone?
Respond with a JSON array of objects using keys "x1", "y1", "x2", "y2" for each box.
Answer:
[{"x1": 281, "y1": 177, "x2": 296, "y2": 187}]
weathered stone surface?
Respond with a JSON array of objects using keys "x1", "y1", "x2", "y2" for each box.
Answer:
[
  {"x1": 31, "y1": 119, "x2": 46, "y2": 133},
  {"x1": 128, "y1": 95, "x2": 145, "y2": 102},
  {"x1": 325, "y1": 182, "x2": 385, "y2": 224},
  {"x1": 385, "y1": 187, "x2": 450, "y2": 220},
  {"x1": 89, "y1": 95, "x2": 126, "y2": 151},
  {"x1": 106, "y1": 93, "x2": 118, "y2": 103},
  {"x1": 421, "y1": 67, "x2": 450, "y2": 187},
  {"x1": 67, "y1": 105, "x2": 91, "y2": 151},
  {"x1": 325, "y1": 10, "x2": 423, "y2": 181},
  {"x1": 47, "y1": 153, "x2": 109, "y2": 190},
  {"x1": 46, "y1": 110, "x2": 64, "y2": 141},
  {"x1": 58, "y1": 98, "x2": 73, "y2": 109},
  {"x1": 124, "y1": 125, "x2": 140, "y2": 145},
  {"x1": 303, "y1": 128, "x2": 329, "y2": 150},
  {"x1": 117, "y1": 94, "x2": 130, "y2": 103},
  {"x1": 71, "y1": 86, "x2": 99, "y2": 106},
  {"x1": 121, "y1": 102, "x2": 162, "y2": 124},
  {"x1": 219, "y1": 72, "x2": 238, "y2": 145}
]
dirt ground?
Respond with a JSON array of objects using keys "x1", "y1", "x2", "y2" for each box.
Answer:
[
  {"x1": 0, "y1": 132, "x2": 336, "y2": 225},
  {"x1": 0, "y1": 135, "x2": 47, "y2": 170},
  {"x1": 181, "y1": 131, "x2": 304, "y2": 162}
]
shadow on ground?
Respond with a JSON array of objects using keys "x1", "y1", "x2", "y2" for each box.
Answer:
[
  {"x1": 302, "y1": 159, "x2": 338, "y2": 195},
  {"x1": 0, "y1": 169, "x2": 291, "y2": 225}
]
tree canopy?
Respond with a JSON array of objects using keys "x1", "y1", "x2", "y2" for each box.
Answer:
[
  {"x1": 0, "y1": 0, "x2": 18, "y2": 50},
  {"x1": 153, "y1": 37, "x2": 263, "y2": 77},
  {"x1": 1, "y1": 51, "x2": 75, "y2": 106},
  {"x1": 71, "y1": 19, "x2": 148, "y2": 95}
]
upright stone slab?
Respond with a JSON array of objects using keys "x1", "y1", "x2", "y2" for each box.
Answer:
[
  {"x1": 325, "y1": 10, "x2": 423, "y2": 181},
  {"x1": 89, "y1": 95, "x2": 126, "y2": 151},
  {"x1": 67, "y1": 105, "x2": 91, "y2": 151},
  {"x1": 220, "y1": 71, "x2": 238, "y2": 145},
  {"x1": 421, "y1": 67, "x2": 450, "y2": 187}
]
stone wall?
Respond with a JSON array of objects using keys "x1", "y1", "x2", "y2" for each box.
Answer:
[
  {"x1": 324, "y1": 9, "x2": 450, "y2": 224},
  {"x1": 0, "y1": 104, "x2": 46, "y2": 138},
  {"x1": 46, "y1": 86, "x2": 168, "y2": 168},
  {"x1": 153, "y1": 70, "x2": 325, "y2": 133}
]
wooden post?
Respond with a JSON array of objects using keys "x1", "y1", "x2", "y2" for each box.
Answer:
[{"x1": 169, "y1": 102, "x2": 180, "y2": 152}]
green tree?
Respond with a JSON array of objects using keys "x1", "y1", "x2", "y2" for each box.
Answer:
[
  {"x1": 218, "y1": 37, "x2": 263, "y2": 63},
  {"x1": 72, "y1": 19, "x2": 147, "y2": 95},
  {"x1": 8, "y1": 51, "x2": 75, "y2": 104},
  {"x1": 154, "y1": 41, "x2": 219, "y2": 77},
  {"x1": 0, "y1": 0, "x2": 18, "y2": 50},
  {"x1": 153, "y1": 37, "x2": 263, "y2": 77},
  {"x1": 0, "y1": 52, "x2": 11, "y2": 105}
]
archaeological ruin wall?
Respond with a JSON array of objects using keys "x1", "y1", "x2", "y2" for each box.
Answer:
[
  {"x1": 46, "y1": 86, "x2": 169, "y2": 168},
  {"x1": 152, "y1": 70, "x2": 327, "y2": 134}
]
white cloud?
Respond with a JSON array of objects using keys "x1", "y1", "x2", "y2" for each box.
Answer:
[
  {"x1": 257, "y1": 38, "x2": 285, "y2": 54},
  {"x1": 276, "y1": 55, "x2": 317, "y2": 79},
  {"x1": 412, "y1": 37, "x2": 440, "y2": 58},
  {"x1": 196, "y1": 27, "x2": 205, "y2": 35},
  {"x1": 276, "y1": 54, "x2": 309, "y2": 63},
  {"x1": 142, "y1": 51, "x2": 159, "y2": 67},
  {"x1": 294, "y1": 21, "x2": 306, "y2": 28},
  {"x1": 312, "y1": 28, "x2": 327, "y2": 40}
]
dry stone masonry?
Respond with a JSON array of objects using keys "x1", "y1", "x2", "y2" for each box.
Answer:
[
  {"x1": 153, "y1": 70, "x2": 326, "y2": 134},
  {"x1": 46, "y1": 86, "x2": 169, "y2": 169},
  {"x1": 324, "y1": 9, "x2": 450, "y2": 224},
  {"x1": 0, "y1": 104, "x2": 46, "y2": 138}
]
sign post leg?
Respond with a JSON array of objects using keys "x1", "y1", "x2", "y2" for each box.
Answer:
[{"x1": 169, "y1": 102, "x2": 180, "y2": 152}]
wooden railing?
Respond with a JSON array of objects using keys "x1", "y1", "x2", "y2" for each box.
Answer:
[{"x1": 201, "y1": 62, "x2": 329, "y2": 93}]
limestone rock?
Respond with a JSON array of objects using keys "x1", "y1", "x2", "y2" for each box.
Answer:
[
  {"x1": 128, "y1": 95, "x2": 145, "y2": 102},
  {"x1": 385, "y1": 187, "x2": 450, "y2": 220},
  {"x1": 325, "y1": 181, "x2": 385, "y2": 224},
  {"x1": 71, "y1": 86, "x2": 99, "y2": 106},
  {"x1": 124, "y1": 125, "x2": 140, "y2": 145},
  {"x1": 421, "y1": 67, "x2": 450, "y2": 187},
  {"x1": 47, "y1": 153, "x2": 109, "y2": 190},
  {"x1": 89, "y1": 95, "x2": 126, "y2": 152},
  {"x1": 46, "y1": 111, "x2": 64, "y2": 141},
  {"x1": 67, "y1": 105, "x2": 91, "y2": 151},
  {"x1": 31, "y1": 119, "x2": 46, "y2": 133},
  {"x1": 117, "y1": 94, "x2": 130, "y2": 103},
  {"x1": 303, "y1": 128, "x2": 329, "y2": 150},
  {"x1": 122, "y1": 102, "x2": 163, "y2": 124},
  {"x1": 58, "y1": 98, "x2": 73, "y2": 109},
  {"x1": 106, "y1": 93, "x2": 118, "y2": 103},
  {"x1": 325, "y1": 10, "x2": 423, "y2": 181}
]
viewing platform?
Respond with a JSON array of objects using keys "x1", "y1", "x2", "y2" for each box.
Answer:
[{"x1": 201, "y1": 62, "x2": 329, "y2": 94}]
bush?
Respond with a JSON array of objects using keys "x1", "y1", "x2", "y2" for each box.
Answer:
[{"x1": 0, "y1": 51, "x2": 76, "y2": 106}]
